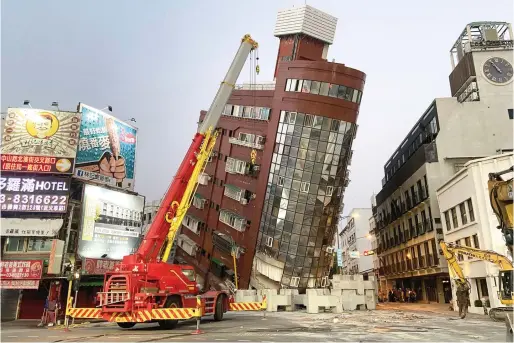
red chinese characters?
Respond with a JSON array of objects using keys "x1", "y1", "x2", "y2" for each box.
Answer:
[
  {"x1": 1, "y1": 154, "x2": 74, "y2": 174},
  {"x1": 0, "y1": 260, "x2": 43, "y2": 280},
  {"x1": 82, "y1": 258, "x2": 120, "y2": 275}
]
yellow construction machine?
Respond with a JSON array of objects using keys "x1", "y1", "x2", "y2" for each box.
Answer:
[
  {"x1": 439, "y1": 241, "x2": 512, "y2": 317},
  {"x1": 488, "y1": 166, "x2": 513, "y2": 255}
]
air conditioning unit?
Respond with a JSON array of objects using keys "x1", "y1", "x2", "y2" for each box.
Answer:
[
  {"x1": 240, "y1": 198, "x2": 248, "y2": 205},
  {"x1": 470, "y1": 92, "x2": 479, "y2": 101},
  {"x1": 251, "y1": 193, "x2": 257, "y2": 199},
  {"x1": 326, "y1": 246, "x2": 334, "y2": 253},
  {"x1": 253, "y1": 165, "x2": 260, "y2": 171}
]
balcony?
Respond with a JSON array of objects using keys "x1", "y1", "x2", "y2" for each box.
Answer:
[
  {"x1": 212, "y1": 231, "x2": 233, "y2": 255},
  {"x1": 176, "y1": 233, "x2": 199, "y2": 257},
  {"x1": 229, "y1": 135, "x2": 265, "y2": 150},
  {"x1": 192, "y1": 193, "x2": 206, "y2": 209},
  {"x1": 198, "y1": 172, "x2": 211, "y2": 186},
  {"x1": 183, "y1": 215, "x2": 202, "y2": 235},
  {"x1": 219, "y1": 210, "x2": 247, "y2": 232},
  {"x1": 235, "y1": 83, "x2": 275, "y2": 91},
  {"x1": 223, "y1": 184, "x2": 252, "y2": 204}
]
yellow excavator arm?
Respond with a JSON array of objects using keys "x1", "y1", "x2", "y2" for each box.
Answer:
[
  {"x1": 488, "y1": 166, "x2": 513, "y2": 254},
  {"x1": 439, "y1": 241, "x2": 513, "y2": 306}
]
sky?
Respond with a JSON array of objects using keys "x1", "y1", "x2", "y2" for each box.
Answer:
[{"x1": 2, "y1": 0, "x2": 513, "y2": 220}]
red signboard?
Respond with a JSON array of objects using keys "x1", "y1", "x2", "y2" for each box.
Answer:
[
  {"x1": 82, "y1": 258, "x2": 120, "y2": 275},
  {"x1": 1, "y1": 279, "x2": 40, "y2": 289},
  {"x1": 0, "y1": 260, "x2": 43, "y2": 280},
  {"x1": 1, "y1": 154, "x2": 74, "y2": 174}
]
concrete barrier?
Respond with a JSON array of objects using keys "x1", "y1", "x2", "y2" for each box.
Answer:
[
  {"x1": 235, "y1": 289, "x2": 258, "y2": 303},
  {"x1": 306, "y1": 289, "x2": 342, "y2": 314},
  {"x1": 330, "y1": 274, "x2": 377, "y2": 310},
  {"x1": 257, "y1": 289, "x2": 297, "y2": 312}
]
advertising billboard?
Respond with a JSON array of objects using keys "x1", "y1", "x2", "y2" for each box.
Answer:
[
  {"x1": 82, "y1": 258, "x2": 120, "y2": 275},
  {"x1": 0, "y1": 260, "x2": 44, "y2": 279},
  {"x1": 1, "y1": 108, "x2": 81, "y2": 174},
  {"x1": 75, "y1": 103, "x2": 137, "y2": 190},
  {"x1": 78, "y1": 184, "x2": 144, "y2": 260},
  {"x1": 0, "y1": 174, "x2": 71, "y2": 213}
]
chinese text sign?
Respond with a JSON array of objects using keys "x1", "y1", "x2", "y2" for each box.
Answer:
[
  {"x1": 0, "y1": 174, "x2": 70, "y2": 213},
  {"x1": 75, "y1": 104, "x2": 137, "y2": 190}
]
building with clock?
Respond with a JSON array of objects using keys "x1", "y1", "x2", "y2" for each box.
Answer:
[{"x1": 372, "y1": 21, "x2": 513, "y2": 305}]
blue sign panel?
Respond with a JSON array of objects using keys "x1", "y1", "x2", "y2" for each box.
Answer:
[
  {"x1": 337, "y1": 248, "x2": 343, "y2": 267},
  {"x1": 75, "y1": 104, "x2": 137, "y2": 191}
]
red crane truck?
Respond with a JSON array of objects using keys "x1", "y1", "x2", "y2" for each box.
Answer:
[{"x1": 67, "y1": 34, "x2": 264, "y2": 329}]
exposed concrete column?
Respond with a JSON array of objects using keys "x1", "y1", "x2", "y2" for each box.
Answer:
[{"x1": 436, "y1": 277, "x2": 445, "y2": 304}]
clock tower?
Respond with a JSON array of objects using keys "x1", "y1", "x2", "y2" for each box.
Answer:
[{"x1": 449, "y1": 22, "x2": 513, "y2": 103}]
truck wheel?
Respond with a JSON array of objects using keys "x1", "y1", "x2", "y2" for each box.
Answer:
[
  {"x1": 213, "y1": 295, "x2": 225, "y2": 321},
  {"x1": 158, "y1": 296, "x2": 181, "y2": 330},
  {"x1": 117, "y1": 322, "x2": 136, "y2": 329}
]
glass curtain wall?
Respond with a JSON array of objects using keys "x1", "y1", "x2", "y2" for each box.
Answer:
[{"x1": 256, "y1": 110, "x2": 356, "y2": 289}]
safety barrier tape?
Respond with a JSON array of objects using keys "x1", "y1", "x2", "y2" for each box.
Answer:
[
  {"x1": 229, "y1": 302, "x2": 264, "y2": 311},
  {"x1": 67, "y1": 308, "x2": 102, "y2": 318}
]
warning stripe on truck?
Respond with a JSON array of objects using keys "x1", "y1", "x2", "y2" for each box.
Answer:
[{"x1": 151, "y1": 308, "x2": 196, "y2": 320}]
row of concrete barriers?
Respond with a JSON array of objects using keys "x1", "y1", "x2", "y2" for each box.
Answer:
[{"x1": 236, "y1": 274, "x2": 377, "y2": 314}]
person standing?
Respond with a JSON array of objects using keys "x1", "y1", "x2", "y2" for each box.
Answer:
[
  {"x1": 47, "y1": 298, "x2": 57, "y2": 327},
  {"x1": 456, "y1": 280, "x2": 470, "y2": 319}
]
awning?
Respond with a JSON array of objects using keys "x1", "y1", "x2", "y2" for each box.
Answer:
[
  {"x1": 80, "y1": 280, "x2": 104, "y2": 287},
  {"x1": 224, "y1": 184, "x2": 242, "y2": 192},
  {"x1": 178, "y1": 233, "x2": 198, "y2": 247},
  {"x1": 211, "y1": 257, "x2": 225, "y2": 267},
  {"x1": 1, "y1": 218, "x2": 63, "y2": 237}
]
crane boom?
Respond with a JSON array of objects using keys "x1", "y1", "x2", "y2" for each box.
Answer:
[{"x1": 125, "y1": 34, "x2": 258, "y2": 265}]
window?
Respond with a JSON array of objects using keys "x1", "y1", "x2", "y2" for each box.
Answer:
[
  {"x1": 5, "y1": 237, "x2": 24, "y2": 252},
  {"x1": 451, "y1": 207, "x2": 458, "y2": 228},
  {"x1": 326, "y1": 186, "x2": 334, "y2": 196},
  {"x1": 235, "y1": 160, "x2": 247, "y2": 174},
  {"x1": 264, "y1": 235, "x2": 273, "y2": 247},
  {"x1": 428, "y1": 117, "x2": 438, "y2": 134},
  {"x1": 300, "y1": 182, "x2": 310, "y2": 193},
  {"x1": 467, "y1": 199, "x2": 475, "y2": 222},
  {"x1": 285, "y1": 79, "x2": 292, "y2": 91},
  {"x1": 301, "y1": 80, "x2": 311, "y2": 93},
  {"x1": 285, "y1": 111, "x2": 297, "y2": 124},
  {"x1": 330, "y1": 120, "x2": 340, "y2": 132},
  {"x1": 27, "y1": 238, "x2": 52, "y2": 252},
  {"x1": 459, "y1": 202, "x2": 468, "y2": 225},
  {"x1": 278, "y1": 176, "x2": 285, "y2": 186},
  {"x1": 328, "y1": 84, "x2": 339, "y2": 97},
  {"x1": 473, "y1": 234, "x2": 480, "y2": 249},
  {"x1": 337, "y1": 85, "x2": 347, "y2": 99},
  {"x1": 304, "y1": 114, "x2": 315, "y2": 127},
  {"x1": 508, "y1": 109, "x2": 513, "y2": 120},
  {"x1": 319, "y1": 82, "x2": 330, "y2": 96},
  {"x1": 290, "y1": 276, "x2": 300, "y2": 287},
  {"x1": 444, "y1": 211, "x2": 452, "y2": 231},
  {"x1": 310, "y1": 81, "x2": 321, "y2": 94}
]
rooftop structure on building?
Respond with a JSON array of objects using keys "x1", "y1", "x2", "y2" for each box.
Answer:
[
  {"x1": 174, "y1": 4, "x2": 366, "y2": 291},
  {"x1": 373, "y1": 21, "x2": 513, "y2": 305}
]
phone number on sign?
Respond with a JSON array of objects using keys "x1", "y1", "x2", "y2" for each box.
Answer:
[{"x1": 0, "y1": 194, "x2": 67, "y2": 205}]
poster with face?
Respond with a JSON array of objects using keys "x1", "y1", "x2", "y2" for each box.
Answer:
[
  {"x1": 75, "y1": 104, "x2": 138, "y2": 191},
  {"x1": 1, "y1": 108, "x2": 81, "y2": 174}
]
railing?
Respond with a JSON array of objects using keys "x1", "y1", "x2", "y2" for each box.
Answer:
[
  {"x1": 228, "y1": 137, "x2": 264, "y2": 150},
  {"x1": 412, "y1": 257, "x2": 419, "y2": 269},
  {"x1": 424, "y1": 219, "x2": 433, "y2": 232},
  {"x1": 235, "y1": 83, "x2": 276, "y2": 91},
  {"x1": 419, "y1": 255, "x2": 425, "y2": 268},
  {"x1": 224, "y1": 185, "x2": 243, "y2": 202}
]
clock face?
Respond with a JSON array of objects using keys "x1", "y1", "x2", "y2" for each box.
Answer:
[{"x1": 483, "y1": 57, "x2": 513, "y2": 84}]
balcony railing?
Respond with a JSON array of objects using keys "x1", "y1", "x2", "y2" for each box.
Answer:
[
  {"x1": 224, "y1": 184, "x2": 244, "y2": 202},
  {"x1": 235, "y1": 83, "x2": 276, "y2": 91},
  {"x1": 219, "y1": 210, "x2": 247, "y2": 232},
  {"x1": 229, "y1": 136, "x2": 264, "y2": 150}
]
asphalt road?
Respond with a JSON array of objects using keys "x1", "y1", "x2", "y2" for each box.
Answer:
[{"x1": 1, "y1": 306, "x2": 507, "y2": 342}]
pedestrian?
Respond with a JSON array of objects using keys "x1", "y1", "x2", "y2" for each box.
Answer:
[
  {"x1": 456, "y1": 280, "x2": 470, "y2": 319},
  {"x1": 47, "y1": 297, "x2": 57, "y2": 327},
  {"x1": 38, "y1": 297, "x2": 49, "y2": 327}
]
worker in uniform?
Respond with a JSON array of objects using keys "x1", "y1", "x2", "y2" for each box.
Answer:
[{"x1": 455, "y1": 280, "x2": 470, "y2": 319}]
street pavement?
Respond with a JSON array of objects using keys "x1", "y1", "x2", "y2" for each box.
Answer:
[{"x1": 1, "y1": 303, "x2": 507, "y2": 342}]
